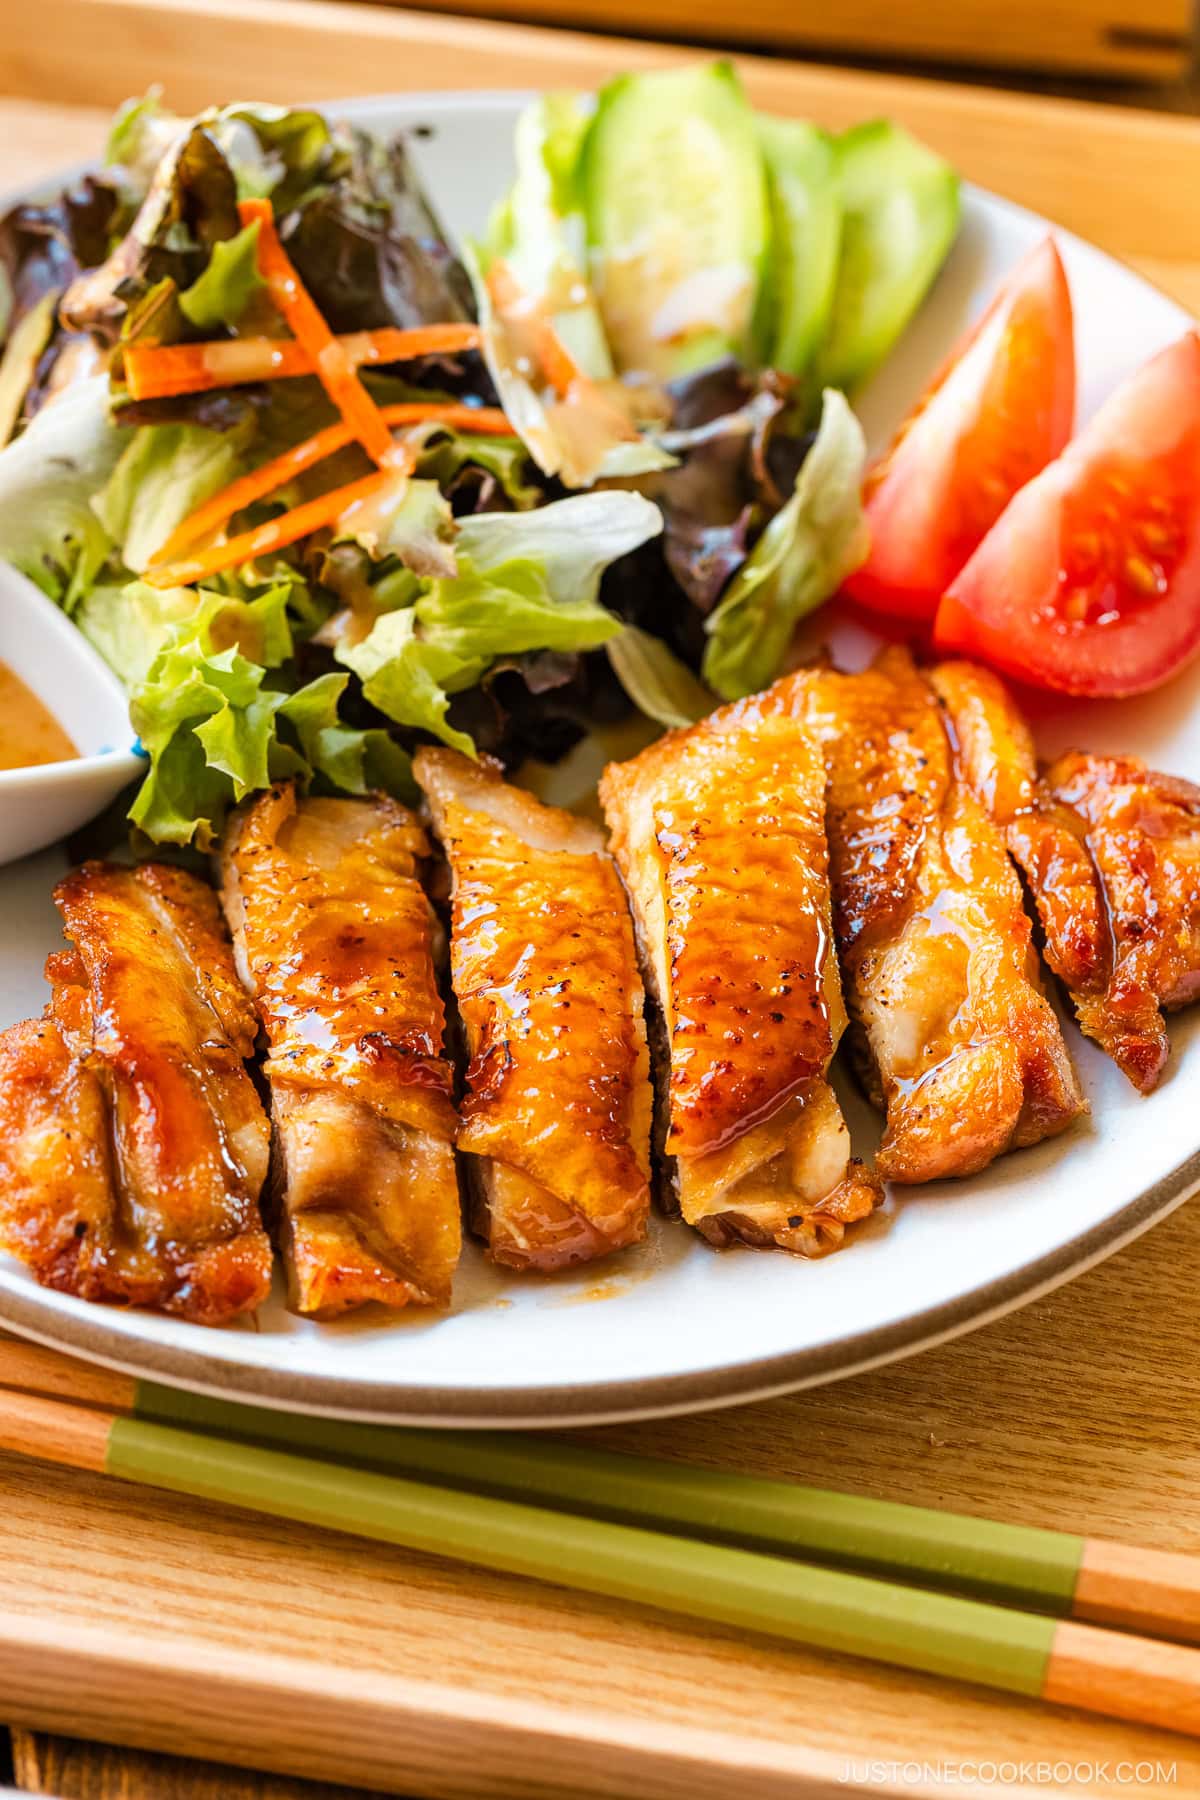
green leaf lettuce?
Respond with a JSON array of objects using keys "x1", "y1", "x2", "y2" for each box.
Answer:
[
  {"x1": 93, "y1": 417, "x2": 255, "y2": 574},
  {"x1": 0, "y1": 376, "x2": 122, "y2": 606},
  {"x1": 606, "y1": 625, "x2": 714, "y2": 729},
  {"x1": 129, "y1": 585, "x2": 411, "y2": 847},
  {"x1": 337, "y1": 609, "x2": 483, "y2": 759},
  {"x1": 702, "y1": 388, "x2": 868, "y2": 700},
  {"x1": 337, "y1": 490, "x2": 662, "y2": 752},
  {"x1": 178, "y1": 220, "x2": 267, "y2": 329},
  {"x1": 73, "y1": 579, "x2": 199, "y2": 689},
  {"x1": 486, "y1": 93, "x2": 613, "y2": 382},
  {"x1": 415, "y1": 428, "x2": 542, "y2": 511}
]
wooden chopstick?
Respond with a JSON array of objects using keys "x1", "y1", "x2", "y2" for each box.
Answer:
[
  {"x1": 2, "y1": 1333, "x2": 1196, "y2": 1648},
  {"x1": 2, "y1": 1378, "x2": 1200, "y2": 1735},
  {"x1": 1, "y1": 1352, "x2": 1199, "y2": 1735}
]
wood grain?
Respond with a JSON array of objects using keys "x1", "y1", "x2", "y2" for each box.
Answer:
[
  {"x1": 0, "y1": 1464, "x2": 1191, "y2": 1799},
  {"x1": 1046, "y1": 1620, "x2": 1200, "y2": 1735},
  {"x1": 10, "y1": 1730, "x2": 388, "y2": 1800},
  {"x1": 0, "y1": 1337, "x2": 134, "y2": 1413},
  {"x1": 2, "y1": 0, "x2": 1200, "y2": 273},
  {"x1": 592, "y1": 1195, "x2": 1200, "y2": 1553},
  {"x1": 391, "y1": 0, "x2": 1194, "y2": 79},
  {"x1": 1076, "y1": 1538, "x2": 1200, "y2": 1642},
  {"x1": 0, "y1": 1389, "x2": 108, "y2": 1474},
  {"x1": 6, "y1": 1197, "x2": 1200, "y2": 1795}
]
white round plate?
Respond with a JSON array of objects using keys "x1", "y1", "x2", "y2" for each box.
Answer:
[{"x1": 2, "y1": 92, "x2": 1198, "y2": 1427}]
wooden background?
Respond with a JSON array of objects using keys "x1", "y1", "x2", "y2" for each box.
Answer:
[
  {"x1": 1, "y1": 2, "x2": 1200, "y2": 1794},
  {"x1": 5, "y1": 1197, "x2": 1200, "y2": 1797},
  {"x1": 384, "y1": 0, "x2": 1196, "y2": 79}
]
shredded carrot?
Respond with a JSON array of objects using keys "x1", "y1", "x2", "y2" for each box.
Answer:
[
  {"x1": 145, "y1": 470, "x2": 392, "y2": 589},
  {"x1": 238, "y1": 199, "x2": 399, "y2": 468},
  {"x1": 148, "y1": 403, "x2": 515, "y2": 566},
  {"x1": 123, "y1": 324, "x2": 483, "y2": 402},
  {"x1": 532, "y1": 327, "x2": 582, "y2": 401},
  {"x1": 384, "y1": 402, "x2": 511, "y2": 435},
  {"x1": 486, "y1": 262, "x2": 582, "y2": 399}
]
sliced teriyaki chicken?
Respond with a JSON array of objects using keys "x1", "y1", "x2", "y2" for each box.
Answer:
[
  {"x1": 934, "y1": 659, "x2": 1200, "y2": 1093},
  {"x1": 0, "y1": 862, "x2": 271, "y2": 1322},
  {"x1": 219, "y1": 785, "x2": 461, "y2": 1315},
  {"x1": 599, "y1": 691, "x2": 881, "y2": 1255},
  {"x1": 786, "y1": 648, "x2": 1085, "y2": 1183},
  {"x1": 415, "y1": 749, "x2": 652, "y2": 1271}
]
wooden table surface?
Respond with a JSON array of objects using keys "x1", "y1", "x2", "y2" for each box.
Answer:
[
  {"x1": 359, "y1": 0, "x2": 1197, "y2": 81},
  {"x1": 1, "y1": 4, "x2": 1200, "y2": 1795}
]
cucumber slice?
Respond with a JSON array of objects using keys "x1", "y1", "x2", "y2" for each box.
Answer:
[
  {"x1": 819, "y1": 119, "x2": 960, "y2": 393},
  {"x1": 581, "y1": 62, "x2": 769, "y2": 380},
  {"x1": 752, "y1": 116, "x2": 842, "y2": 379}
]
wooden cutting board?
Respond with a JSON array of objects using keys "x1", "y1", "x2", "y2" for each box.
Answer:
[
  {"x1": 1, "y1": 5, "x2": 1199, "y2": 1794},
  {"x1": 5, "y1": 1200, "x2": 1200, "y2": 1797}
]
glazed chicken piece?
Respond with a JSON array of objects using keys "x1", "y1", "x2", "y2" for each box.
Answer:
[
  {"x1": 599, "y1": 690, "x2": 881, "y2": 1255},
  {"x1": 415, "y1": 749, "x2": 652, "y2": 1271},
  {"x1": 0, "y1": 862, "x2": 271, "y2": 1321},
  {"x1": 220, "y1": 785, "x2": 461, "y2": 1314},
  {"x1": 934, "y1": 659, "x2": 1200, "y2": 1092},
  {"x1": 787, "y1": 648, "x2": 1084, "y2": 1183}
]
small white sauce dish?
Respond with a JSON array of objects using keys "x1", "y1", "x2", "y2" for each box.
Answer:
[{"x1": 0, "y1": 563, "x2": 143, "y2": 866}]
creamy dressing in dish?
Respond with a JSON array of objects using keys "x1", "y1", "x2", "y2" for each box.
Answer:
[{"x1": 0, "y1": 663, "x2": 78, "y2": 770}]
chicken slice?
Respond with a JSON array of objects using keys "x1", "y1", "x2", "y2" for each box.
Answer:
[
  {"x1": 219, "y1": 785, "x2": 461, "y2": 1315},
  {"x1": 415, "y1": 749, "x2": 652, "y2": 1271},
  {"x1": 787, "y1": 648, "x2": 1084, "y2": 1183},
  {"x1": 599, "y1": 689, "x2": 881, "y2": 1255},
  {"x1": 934, "y1": 659, "x2": 1200, "y2": 1092},
  {"x1": 0, "y1": 862, "x2": 272, "y2": 1322}
]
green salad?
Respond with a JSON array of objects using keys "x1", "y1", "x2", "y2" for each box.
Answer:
[{"x1": 0, "y1": 65, "x2": 960, "y2": 847}]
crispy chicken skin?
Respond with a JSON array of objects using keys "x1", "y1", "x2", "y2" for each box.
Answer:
[
  {"x1": 787, "y1": 649, "x2": 1084, "y2": 1183},
  {"x1": 0, "y1": 863, "x2": 272, "y2": 1321},
  {"x1": 415, "y1": 749, "x2": 652, "y2": 1271},
  {"x1": 599, "y1": 689, "x2": 881, "y2": 1255},
  {"x1": 934, "y1": 659, "x2": 1200, "y2": 1093},
  {"x1": 219, "y1": 785, "x2": 461, "y2": 1315}
]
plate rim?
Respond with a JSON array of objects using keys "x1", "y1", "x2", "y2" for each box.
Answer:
[
  {"x1": 2, "y1": 88, "x2": 1198, "y2": 1429},
  {"x1": 1, "y1": 1140, "x2": 1197, "y2": 1426}
]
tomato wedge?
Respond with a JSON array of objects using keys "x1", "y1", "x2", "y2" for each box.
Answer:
[
  {"x1": 843, "y1": 236, "x2": 1075, "y2": 622},
  {"x1": 934, "y1": 331, "x2": 1200, "y2": 697}
]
